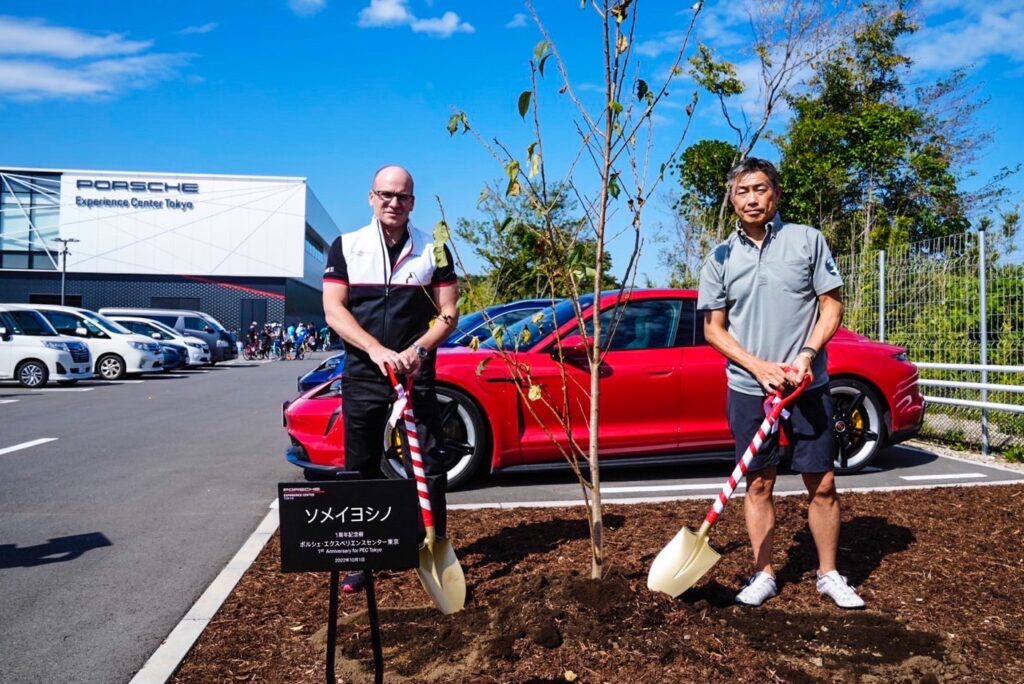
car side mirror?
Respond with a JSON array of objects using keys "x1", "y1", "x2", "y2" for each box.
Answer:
[
  {"x1": 0, "y1": 326, "x2": 9, "y2": 340},
  {"x1": 75, "y1": 327, "x2": 89, "y2": 337},
  {"x1": 205, "y1": 326, "x2": 215, "y2": 333},
  {"x1": 554, "y1": 335, "x2": 594, "y2": 359}
]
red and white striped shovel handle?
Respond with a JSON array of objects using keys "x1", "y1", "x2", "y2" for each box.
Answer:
[
  {"x1": 386, "y1": 365, "x2": 434, "y2": 531},
  {"x1": 702, "y1": 374, "x2": 810, "y2": 527}
]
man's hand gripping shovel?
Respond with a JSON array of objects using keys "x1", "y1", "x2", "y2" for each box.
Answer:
[
  {"x1": 386, "y1": 365, "x2": 466, "y2": 614},
  {"x1": 647, "y1": 373, "x2": 811, "y2": 597}
]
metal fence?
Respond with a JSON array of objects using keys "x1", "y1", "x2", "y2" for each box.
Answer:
[{"x1": 837, "y1": 228, "x2": 1024, "y2": 455}]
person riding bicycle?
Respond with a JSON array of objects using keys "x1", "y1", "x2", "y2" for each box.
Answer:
[
  {"x1": 295, "y1": 323, "x2": 308, "y2": 360},
  {"x1": 258, "y1": 325, "x2": 273, "y2": 355}
]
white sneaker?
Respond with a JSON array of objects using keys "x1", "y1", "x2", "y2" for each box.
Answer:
[
  {"x1": 816, "y1": 570, "x2": 865, "y2": 609},
  {"x1": 735, "y1": 571, "x2": 777, "y2": 606}
]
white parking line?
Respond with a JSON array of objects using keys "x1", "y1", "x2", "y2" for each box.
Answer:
[
  {"x1": 31, "y1": 387, "x2": 95, "y2": 392},
  {"x1": 900, "y1": 472, "x2": 987, "y2": 481},
  {"x1": 600, "y1": 482, "x2": 742, "y2": 494},
  {"x1": 0, "y1": 438, "x2": 58, "y2": 456},
  {"x1": 0, "y1": 399, "x2": 19, "y2": 404}
]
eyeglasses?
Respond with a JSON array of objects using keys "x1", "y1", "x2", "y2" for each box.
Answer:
[{"x1": 372, "y1": 189, "x2": 415, "y2": 205}]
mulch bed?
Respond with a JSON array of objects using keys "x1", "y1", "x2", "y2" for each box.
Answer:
[{"x1": 172, "y1": 484, "x2": 1024, "y2": 683}]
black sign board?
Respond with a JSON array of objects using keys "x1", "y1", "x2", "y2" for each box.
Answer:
[{"x1": 278, "y1": 480, "x2": 419, "y2": 573}]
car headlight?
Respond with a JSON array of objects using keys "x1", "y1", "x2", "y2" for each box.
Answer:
[
  {"x1": 186, "y1": 341, "x2": 204, "y2": 349},
  {"x1": 129, "y1": 341, "x2": 148, "y2": 351},
  {"x1": 43, "y1": 341, "x2": 69, "y2": 351},
  {"x1": 216, "y1": 340, "x2": 228, "y2": 347}
]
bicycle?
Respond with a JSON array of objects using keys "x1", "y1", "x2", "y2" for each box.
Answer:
[{"x1": 242, "y1": 340, "x2": 263, "y2": 360}]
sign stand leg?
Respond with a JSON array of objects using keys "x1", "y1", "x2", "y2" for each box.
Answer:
[
  {"x1": 365, "y1": 570, "x2": 384, "y2": 684},
  {"x1": 325, "y1": 570, "x2": 339, "y2": 684}
]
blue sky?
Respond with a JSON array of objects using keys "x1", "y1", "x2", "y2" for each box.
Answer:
[{"x1": 1, "y1": 0, "x2": 1022, "y2": 283}]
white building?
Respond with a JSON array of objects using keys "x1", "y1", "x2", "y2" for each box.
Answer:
[{"x1": 0, "y1": 167, "x2": 340, "y2": 332}]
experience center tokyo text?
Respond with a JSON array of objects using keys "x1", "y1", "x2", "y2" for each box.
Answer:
[{"x1": 74, "y1": 178, "x2": 200, "y2": 212}]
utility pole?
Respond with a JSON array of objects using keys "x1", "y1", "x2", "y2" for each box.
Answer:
[{"x1": 53, "y1": 238, "x2": 80, "y2": 306}]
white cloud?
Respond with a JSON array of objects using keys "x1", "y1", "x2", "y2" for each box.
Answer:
[
  {"x1": 0, "y1": 53, "x2": 189, "y2": 101},
  {"x1": 0, "y1": 15, "x2": 151, "y2": 58},
  {"x1": 358, "y1": 0, "x2": 412, "y2": 26},
  {"x1": 411, "y1": 11, "x2": 473, "y2": 37},
  {"x1": 289, "y1": 0, "x2": 327, "y2": 16},
  {"x1": 357, "y1": 0, "x2": 473, "y2": 38},
  {"x1": 0, "y1": 61, "x2": 105, "y2": 98},
  {"x1": 506, "y1": 13, "x2": 528, "y2": 29},
  {"x1": 177, "y1": 22, "x2": 219, "y2": 35},
  {"x1": 0, "y1": 16, "x2": 190, "y2": 102},
  {"x1": 908, "y1": 3, "x2": 1024, "y2": 72}
]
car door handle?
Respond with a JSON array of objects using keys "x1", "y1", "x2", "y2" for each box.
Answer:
[{"x1": 643, "y1": 369, "x2": 674, "y2": 377}]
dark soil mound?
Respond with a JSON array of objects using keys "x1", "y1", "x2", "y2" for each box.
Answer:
[{"x1": 173, "y1": 484, "x2": 1024, "y2": 683}]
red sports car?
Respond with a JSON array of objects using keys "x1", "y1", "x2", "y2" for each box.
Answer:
[{"x1": 285, "y1": 290, "x2": 925, "y2": 489}]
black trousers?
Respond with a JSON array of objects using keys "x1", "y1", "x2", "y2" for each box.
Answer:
[{"x1": 340, "y1": 375, "x2": 448, "y2": 538}]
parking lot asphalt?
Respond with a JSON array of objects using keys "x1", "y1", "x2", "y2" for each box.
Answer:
[
  {"x1": 3, "y1": 357, "x2": 1022, "y2": 683},
  {"x1": 0, "y1": 357, "x2": 307, "y2": 684}
]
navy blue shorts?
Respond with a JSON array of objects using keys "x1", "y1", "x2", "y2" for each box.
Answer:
[{"x1": 727, "y1": 386, "x2": 835, "y2": 473}]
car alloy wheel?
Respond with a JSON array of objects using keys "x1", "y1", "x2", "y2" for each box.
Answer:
[
  {"x1": 829, "y1": 377, "x2": 886, "y2": 474},
  {"x1": 17, "y1": 360, "x2": 48, "y2": 388},
  {"x1": 380, "y1": 386, "x2": 488, "y2": 490},
  {"x1": 98, "y1": 355, "x2": 126, "y2": 381}
]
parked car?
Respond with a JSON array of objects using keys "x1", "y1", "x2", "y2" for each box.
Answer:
[
  {"x1": 295, "y1": 298, "x2": 556, "y2": 393},
  {"x1": 284, "y1": 289, "x2": 925, "y2": 489},
  {"x1": 157, "y1": 344, "x2": 186, "y2": 371},
  {"x1": 0, "y1": 304, "x2": 93, "y2": 387},
  {"x1": 32, "y1": 305, "x2": 163, "y2": 380},
  {"x1": 98, "y1": 307, "x2": 235, "y2": 363},
  {"x1": 108, "y1": 316, "x2": 211, "y2": 366}
]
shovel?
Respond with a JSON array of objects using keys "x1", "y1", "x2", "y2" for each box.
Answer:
[
  {"x1": 647, "y1": 374, "x2": 810, "y2": 598},
  {"x1": 386, "y1": 366, "x2": 466, "y2": 614}
]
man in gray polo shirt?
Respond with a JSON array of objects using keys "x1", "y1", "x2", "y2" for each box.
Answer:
[{"x1": 697, "y1": 157, "x2": 864, "y2": 609}]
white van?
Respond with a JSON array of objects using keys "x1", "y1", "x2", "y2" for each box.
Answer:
[
  {"x1": 0, "y1": 304, "x2": 93, "y2": 387},
  {"x1": 32, "y1": 305, "x2": 164, "y2": 380}
]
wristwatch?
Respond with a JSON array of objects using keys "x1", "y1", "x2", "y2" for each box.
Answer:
[
  {"x1": 798, "y1": 346, "x2": 818, "y2": 361},
  {"x1": 412, "y1": 344, "x2": 430, "y2": 361}
]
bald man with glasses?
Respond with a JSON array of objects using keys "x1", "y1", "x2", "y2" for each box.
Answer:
[{"x1": 323, "y1": 165, "x2": 459, "y2": 593}]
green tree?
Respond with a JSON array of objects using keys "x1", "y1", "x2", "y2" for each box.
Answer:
[
  {"x1": 454, "y1": 183, "x2": 617, "y2": 305},
  {"x1": 662, "y1": 139, "x2": 736, "y2": 286},
  {"x1": 776, "y1": 4, "x2": 976, "y2": 257}
]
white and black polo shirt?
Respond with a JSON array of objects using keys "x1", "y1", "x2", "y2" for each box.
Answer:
[{"x1": 324, "y1": 219, "x2": 456, "y2": 380}]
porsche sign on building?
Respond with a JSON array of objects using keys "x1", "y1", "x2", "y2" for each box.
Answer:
[{"x1": 0, "y1": 167, "x2": 340, "y2": 331}]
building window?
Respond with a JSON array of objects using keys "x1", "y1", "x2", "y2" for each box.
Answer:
[
  {"x1": 152, "y1": 297, "x2": 201, "y2": 310},
  {"x1": 1, "y1": 172, "x2": 61, "y2": 270},
  {"x1": 29, "y1": 293, "x2": 82, "y2": 306},
  {"x1": 305, "y1": 235, "x2": 325, "y2": 262}
]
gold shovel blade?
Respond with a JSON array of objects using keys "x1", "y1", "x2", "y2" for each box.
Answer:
[
  {"x1": 647, "y1": 524, "x2": 721, "y2": 598},
  {"x1": 416, "y1": 538, "x2": 466, "y2": 615}
]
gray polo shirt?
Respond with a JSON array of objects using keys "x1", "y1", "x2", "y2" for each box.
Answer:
[{"x1": 697, "y1": 213, "x2": 843, "y2": 395}]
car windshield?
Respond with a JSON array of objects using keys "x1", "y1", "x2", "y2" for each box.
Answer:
[
  {"x1": 2, "y1": 310, "x2": 60, "y2": 336},
  {"x1": 446, "y1": 310, "x2": 486, "y2": 345},
  {"x1": 481, "y1": 295, "x2": 594, "y2": 352},
  {"x1": 146, "y1": 319, "x2": 182, "y2": 339},
  {"x1": 199, "y1": 314, "x2": 226, "y2": 332},
  {"x1": 80, "y1": 310, "x2": 132, "y2": 335}
]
